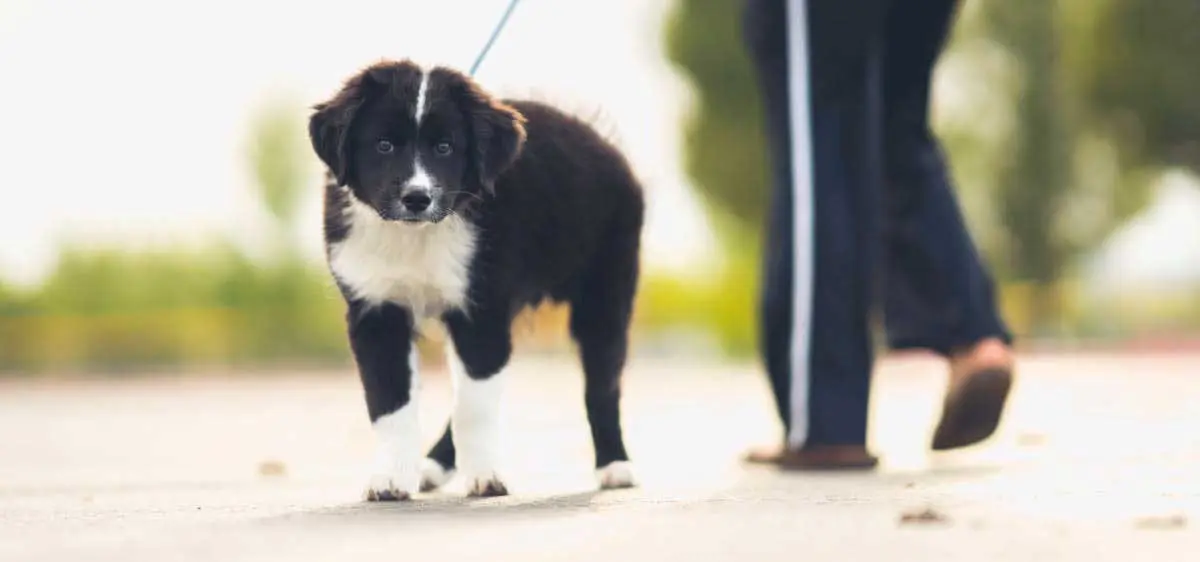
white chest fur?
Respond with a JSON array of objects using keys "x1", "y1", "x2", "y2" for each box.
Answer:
[{"x1": 329, "y1": 198, "x2": 478, "y2": 318}]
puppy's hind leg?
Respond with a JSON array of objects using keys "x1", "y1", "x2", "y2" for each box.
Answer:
[
  {"x1": 570, "y1": 214, "x2": 642, "y2": 490},
  {"x1": 420, "y1": 423, "x2": 456, "y2": 492}
]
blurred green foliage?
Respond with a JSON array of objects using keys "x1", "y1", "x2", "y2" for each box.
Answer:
[
  {"x1": 1076, "y1": 0, "x2": 1200, "y2": 175},
  {"x1": 0, "y1": 245, "x2": 347, "y2": 373},
  {"x1": 0, "y1": 98, "x2": 351, "y2": 374},
  {"x1": 662, "y1": 0, "x2": 766, "y2": 251},
  {"x1": 635, "y1": 252, "x2": 760, "y2": 358}
]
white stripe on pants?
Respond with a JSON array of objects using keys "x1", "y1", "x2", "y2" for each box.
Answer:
[{"x1": 785, "y1": 0, "x2": 815, "y2": 448}]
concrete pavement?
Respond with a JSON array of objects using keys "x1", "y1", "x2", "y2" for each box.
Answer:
[{"x1": 2, "y1": 352, "x2": 1199, "y2": 560}]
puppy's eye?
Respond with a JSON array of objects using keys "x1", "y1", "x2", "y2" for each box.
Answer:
[
  {"x1": 434, "y1": 141, "x2": 453, "y2": 156},
  {"x1": 376, "y1": 140, "x2": 394, "y2": 154}
]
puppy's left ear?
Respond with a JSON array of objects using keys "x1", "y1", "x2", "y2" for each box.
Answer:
[{"x1": 468, "y1": 92, "x2": 527, "y2": 195}]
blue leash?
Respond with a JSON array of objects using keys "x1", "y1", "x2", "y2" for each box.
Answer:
[{"x1": 468, "y1": 0, "x2": 522, "y2": 76}]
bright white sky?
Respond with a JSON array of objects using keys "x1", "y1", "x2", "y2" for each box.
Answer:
[
  {"x1": 1, "y1": 0, "x2": 1193, "y2": 291},
  {"x1": 0, "y1": 0, "x2": 717, "y2": 286}
]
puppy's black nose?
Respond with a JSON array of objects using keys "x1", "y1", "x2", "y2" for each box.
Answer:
[{"x1": 400, "y1": 191, "x2": 432, "y2": 213}]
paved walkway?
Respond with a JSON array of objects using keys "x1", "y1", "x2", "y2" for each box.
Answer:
[{"x1": 2, "y1": 352, "x2": 1199, "y2": 561}]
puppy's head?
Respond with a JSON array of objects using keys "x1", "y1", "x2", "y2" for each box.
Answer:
[{"x1": 308, "y1": 59, "x2": 526, "y2": 223}]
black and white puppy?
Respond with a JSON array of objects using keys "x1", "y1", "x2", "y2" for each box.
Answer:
[{"x1": 308, "y1": 59, "x2": 644, "y2": 501}]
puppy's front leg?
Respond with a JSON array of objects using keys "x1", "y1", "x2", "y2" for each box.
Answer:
[
  {"x1": 444, "y1": 310, "x2": 511, "y2": 497},
  {"x1": 347, "y1": 301, "x2": 422, "y2": 501}
]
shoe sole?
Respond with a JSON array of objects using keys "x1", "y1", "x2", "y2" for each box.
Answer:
[
  {"x1": 743, "y1": 449, "x2": 880, "y2": 471},
  {"x1": 931, "y1": 367, "x2": 1013, "y2": 451}
]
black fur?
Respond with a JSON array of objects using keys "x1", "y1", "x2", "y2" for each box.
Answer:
[{"x1": 309, "y1": 59, "x2": 645, "y2": 483}]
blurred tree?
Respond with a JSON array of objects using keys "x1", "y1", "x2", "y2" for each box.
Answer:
[
  {"x1": 662, "y1": 0, "x2": 769, "y2": 251},
  {"x1": 973, "y1": 0, "x2": 1078, "y2": 332},
  {"x1": 968, "y1": 0, "x2": 1200, "y2": 333},
  {"x1": 1078, "y1": 0, "x2": 1200, "y2": 176},
  {"x1": 1086, "y1": 0, "x2": 1200, "y2": 288},
  {"x1": 247, "y1": 98, "x2": 311, "y2": 260}
]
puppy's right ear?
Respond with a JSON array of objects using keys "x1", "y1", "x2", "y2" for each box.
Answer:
[{"x1": 308, "y1": 77, "x2": 368, "y2": 186}]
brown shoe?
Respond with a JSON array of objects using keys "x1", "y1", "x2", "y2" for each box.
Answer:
[
  {"x1": 744, "y1": 444, "x2": 879, "y2": 471},
  {"x1": 931, "y1": 338, "x2": 1014, "y2": 451}
]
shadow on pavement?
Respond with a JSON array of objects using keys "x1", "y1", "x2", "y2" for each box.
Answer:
[{"x1": 262, "y1": 489, "x2": 617, "y2": 524}]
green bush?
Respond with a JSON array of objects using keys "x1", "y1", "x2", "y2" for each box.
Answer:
[
  {"x1": 0, "y1": 242, "x2": 351, "y2": 374},
  {"x1": 635, "y1": 253, "x2": 761, "y2": 358}
]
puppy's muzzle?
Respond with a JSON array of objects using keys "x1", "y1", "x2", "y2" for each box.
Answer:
[{"x1": 384, "y1": 185, "x2": 444, "y2": 223}]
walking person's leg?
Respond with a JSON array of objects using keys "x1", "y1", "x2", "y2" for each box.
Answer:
[
  {"x1": 879, "y1": 0, "x2": 1016, "y2": 450},
  {"x1": 743, "y1": 0, "x2": 799, "y2": 441},
  {"x1": 742, "y1": 0, "x2": 891, "y2": 468}
]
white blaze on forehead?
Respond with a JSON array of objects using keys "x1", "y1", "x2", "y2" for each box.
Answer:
[
  {"x1": 410, "y1": 66, "x2": 433, "y2": 190},
  {"x1": 414, "y1": 67, "x2": 431, "y2": 124}
]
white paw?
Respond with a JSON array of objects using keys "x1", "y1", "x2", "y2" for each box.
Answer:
[
  {"x1": 419, "y1": 458, "x2": 455, "y2": 493},
  {"x1": 595, "y1": 461, "x2": 636, "y2": 490},
  {"x1": 462, "y1": 470, "x2": 509, "y2": 498},
  {"x1": 446, "y1": 346, "x2": 508, "y2": 498},
  {"x1": 364, "y1": 406, "x2": 421, "y2": 502},
  {"x1": 364, "y1": 466, "x2": 420, "y2": 502}
]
